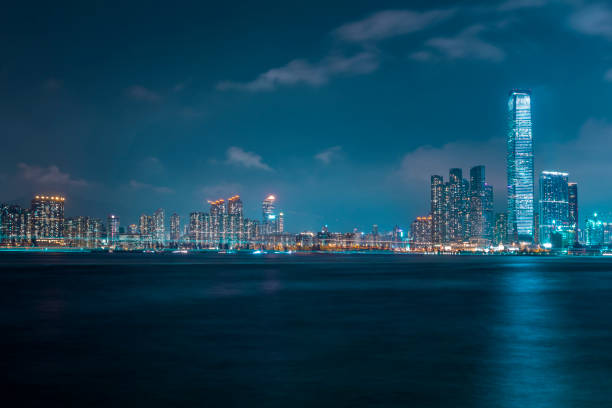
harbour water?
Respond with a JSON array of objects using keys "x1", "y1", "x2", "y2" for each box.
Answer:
[{"x1": 2, "y1": 253, "x2": 612, "y2": 407}]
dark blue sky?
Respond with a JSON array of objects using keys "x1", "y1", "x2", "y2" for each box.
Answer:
[{"x1": 1, "y1": 0, "x2": 612, "y2": 231}]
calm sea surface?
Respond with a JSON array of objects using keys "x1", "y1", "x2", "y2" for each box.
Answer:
[{"x1": 2, "y1": 253, "x2": 612, "y2": 407}]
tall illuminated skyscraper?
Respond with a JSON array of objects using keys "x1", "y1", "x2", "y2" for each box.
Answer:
[
  {"x1": 227, "y1": 195, "x2": 243, "y2": 247},
  {"x1": 107, "y1": 214, "x2": 119, "y2": 245},
  {"x1": 568, "y1": 182, "x2": 578, "y2": 244},
  {"x1": 507, "y1": 90, "x2": 535, "y2": 242},
  {"x1": 538, "y1": 171, "x2": 569, "y2": 246},
  {"x1": 170, "y1": 213, "x2": 180, "y2": 244},
  {"x1": 469, "y1": 166, "x2": 494, "y2": 241},
  {"x1": 447, "y1": 168, "x2": 468, "y2": 242},
  {"x1": 153, "y1": 208, "x2": 165, "y2": 246},
  {"x1": 430, "y1": 175, "x2": 444, "y2": 245},
  {"x1": 277, "y1": 212, "x2": 284, "y2": 233},
  {"x1": 208, "y1": 199, "x2": 225, "y2": 245},
  {"x1": 262, "y1": 195, "x2": 276, "y2": 235}
]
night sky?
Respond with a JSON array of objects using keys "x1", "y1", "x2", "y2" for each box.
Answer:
[{"x1": 1, "y1": 0, "x2": 611, "y2": 232}]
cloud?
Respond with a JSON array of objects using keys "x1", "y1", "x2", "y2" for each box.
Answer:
[
  {"x1": 225, "y1": 146, "x2": 273, "y2": 171},
  {"x1": 334, "y1": 9, "x2": 455, "y2": 42},
  {"x1": 569, "y1": 4, "x2": 612, "y2": 40},
  {"x1": 497, "y1": 0, "x2": 549, "y2": 11},
  {"x1": 129, "y1": 180, "x2": 174, "y2": 194},
  {"x1": 126, "y1": 85, "x2": 162, "y2": 102},
  {"x1": 399, "y1": 138, "x2": 505, "y2": 183},
  {"x1": 315, "y1": 146, "x2": 343, "y2": 164},
  {"x1": 534, "y1": 118, "x2": 612, "y2": 213},
  {"x1": 217, "y1": 52, "x2": 379, "y2": 92},
  {"x1": 424, "y1": 25, "x2": 506, "y2": 62},
  {"x1": 18, "y1": 163, "x2": 88, "y2": 187}
]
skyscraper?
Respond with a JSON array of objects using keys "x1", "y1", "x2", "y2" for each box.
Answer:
[
  {"x1": 447, "y1": 168, "x2": 468, "y2": 242},
  {"x1": 277, "y1": 212, "x2": 284, "y2": 233},
  {"x1": 209, "y1": 199, "x2": 225, "y2": 246},
  {"x1": 170, "y1": 213, "x2": 181, "y2": 245},
  {"x1": 107, "y1": 214, "x2": 119, "y2": 246},
  {"x1": 410, "y1": 215, "x2": 432, "y2": 249},
  {"x1": 568, "y1": 182, "x2": 578, "y2": 245},
  {"x1": 153, "y1": 208, "x2": 165, "y2": 246},
  {"x1": 227, "y1": 195, "x2": 243, "y2": 247},
  {"x1": 539, "y1": 171, "x2": 569, "y2": 246},
  {"x1": 1, "y1": 204, "x2": 29, "y2": 247},
  {"x1": 31, "y1": 195, "x2": 65, "y2": 246},
  {"x1": 493, "y1": 212, "x2": 508, "y2": 245},
  {"x1": 189, "y1": 212, "x2": 205, "y2": 248},
  {"x1": 507, "y1": 89, "x2": 535, "y2": 243},
  {"x1": 262, "y1": 195, "x2": 276, "y2": 235},
  {"x1": 469, "y1": 166, "x2": 493, "y2": 242},
  {"x1": 430, "y1": 175, "x2": 444, "y2": 245},
  {"x1": 586, "y1": 213, "x2": 604, "y2": 247},
  {"x1": 139, "y1": 214, "x2": 154, "y2": 248}
]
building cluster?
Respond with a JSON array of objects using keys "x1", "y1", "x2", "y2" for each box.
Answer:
[
  {"x1": 411, "y1": 166, "x2": 495, "y2": 250},
  {"x1": 0, "y1": 193, "x2": 293, "y2": 251},
  {"x1": 1, "y1": 90, "x2": 611, "y2": 254},
  {"x1": 409, "y1": 89, "x2": 607, "y2": 253}
]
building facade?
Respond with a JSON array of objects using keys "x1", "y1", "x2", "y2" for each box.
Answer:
[
  {"x1": 538, "y1": 171, "x2": 569, "y2": 246},
  {"x1": 507, "y1": 90, "x2": 535, "y2": 242},
  {"x1": 568, "y1": 182, "x2": 578, "y2": 245},
  {"x1": 31, "y1": 195, "x2": 65, "y2": 246}
]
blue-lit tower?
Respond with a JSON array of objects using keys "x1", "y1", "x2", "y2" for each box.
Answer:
[
  {"x1": 538, "y1": 171, "x2": 569, "y2": 246},
  {"x1": 507, "y1": 90, "x2": 534, "y2": 243}
]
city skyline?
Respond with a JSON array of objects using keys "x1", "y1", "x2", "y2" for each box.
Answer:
[{"x1": 3, "y1": 1, "x2": 612, "y2": 231}]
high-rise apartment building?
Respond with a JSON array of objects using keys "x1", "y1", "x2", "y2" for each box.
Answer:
[
  {"x1": 227, "y1": 195, "x2": 243, "y2": 247},
  {"x1": 507, "y1": 89, "x2": 535, "y2": 242},
  {"x1": 170, "y1": 213, "x2": 181, "y2": 245},
  {"x1": 0, "y1": 204, "x2": 29, "y2": 247},
  {"x1": 107, "y1": 214, "x2": 119, "y2": 246},
  {"x1": 139, "y1": 214, "x2": 155, "y2": 248},
  {"x1": 430, "y1": 175, "x2": 445, "y2": 245},
  {"x1": 31, "y1": 195, "x2": 65, "y2": 246},
  {"x1": 153, "y1": 209, "x2": 165, "y2": 246},
  {"x1": 262, "y1": 195, "x2": 277, "y2": 235},
  {"x1": 447, "y1": 168, "x2": 469, "y2": 242},
  {"x1": 410, "y1": 215, "x2": 432, "y2": 249}
]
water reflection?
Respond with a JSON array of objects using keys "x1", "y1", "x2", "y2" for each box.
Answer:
[{"x1": 487, "y1": 263, "x2": 571, "y2": 408}]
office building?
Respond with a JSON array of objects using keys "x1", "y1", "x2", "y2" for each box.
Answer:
[
  {"x1": 493, "y1": 212, "x2": 508, "y2": 246},
  {"x1": 539, "y1": 171, "x2": 569, "y2": 246},
  {"x1": 568, "y1": 182, "x2": 578, "y2": 245},
  {"x1": 507, "y1": 89, "x2": 535, "y2": 242},
  {"x1": 586, "y1": 213, "x2": 604, "y2": 247},
  {"x1": 469, "y1": 166, "x2": 493, "y2": 242}
]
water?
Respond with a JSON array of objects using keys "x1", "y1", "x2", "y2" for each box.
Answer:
[{"x1": 2, "y1": 253, "x2": 612, "y2": 407}]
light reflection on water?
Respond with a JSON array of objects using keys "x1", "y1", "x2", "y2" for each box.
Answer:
[{"x1": 2, "y1": 254, "x2": 612, "y2": 407}]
